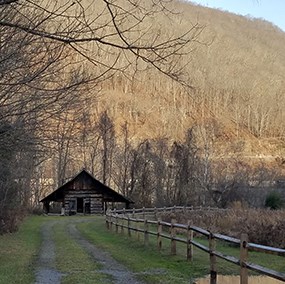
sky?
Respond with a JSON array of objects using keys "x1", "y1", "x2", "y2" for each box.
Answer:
[{"x1": 191, "y1": 0, "x2": 285, "y2": 32}]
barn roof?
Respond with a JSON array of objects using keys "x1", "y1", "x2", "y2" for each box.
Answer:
[{"x1": 40, "y1": 169, "x2": 133, "y2": 204}]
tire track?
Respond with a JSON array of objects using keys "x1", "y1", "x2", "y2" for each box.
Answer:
[
  {"x1": 35, "y1": 221, "x2": 65, "y2": 284},
  {"x1": 68, "y1": 223, "x2": 145, "y2": 284}
]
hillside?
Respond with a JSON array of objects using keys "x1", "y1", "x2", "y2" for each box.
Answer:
[
  {"x1": 91, "y1": 0, "x2": 285, "y2": 159},
  {"x1": 14, "y1": 0, "x2": 283, "y2": 206},
  {"x1": 2, "y1": 0, "x2": 285, "y2": 233}
]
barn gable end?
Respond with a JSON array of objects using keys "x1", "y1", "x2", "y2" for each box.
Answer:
[{"x1": 40, "y1": 169, "x2": 132, "y2": 215}]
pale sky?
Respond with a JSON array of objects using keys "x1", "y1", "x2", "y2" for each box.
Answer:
[{"x1": 191, "y1": 0, "x2": 285, "y2": 31}]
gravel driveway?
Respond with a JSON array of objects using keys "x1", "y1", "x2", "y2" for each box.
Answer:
[
  {"x1": 34, "y1": 218, "x2": 145, "y2": 284},
  {"x1": 35, "y1": 221, "x2": 64, "y2": 284}
]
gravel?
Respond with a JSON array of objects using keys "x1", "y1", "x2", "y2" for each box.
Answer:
[
  {"x1": 68, "y1": 223, "x2": 145, "y2": 284},
  {"x1": 34, "y1": 221, "x2": 65, "y2": 284},
  {"x1": 34, "y1": 218, "x2": 147, "y2": 284}
]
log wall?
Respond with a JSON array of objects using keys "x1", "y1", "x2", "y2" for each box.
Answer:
[{"x1": 64, "y1": 191, "x2": 104, "y2": 214}]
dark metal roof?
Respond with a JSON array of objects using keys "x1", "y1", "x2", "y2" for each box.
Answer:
[{"x1": 40, "y1": 169, "x2": 133, "y2": 204}]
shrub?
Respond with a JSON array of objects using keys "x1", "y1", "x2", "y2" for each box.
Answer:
[
  {"x1": 265, "y1": 192, "x2": 283, "y2": 210},
  {"x1": 160, "y1": 208, "x2": 285, "y2": 248}
]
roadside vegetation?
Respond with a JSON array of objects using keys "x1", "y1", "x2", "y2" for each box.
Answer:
[
  {"x1": 161, "y1": 208, "x2": 285, "y2": 248},
  {"x1": 0, "y1": 215, "x2": 285, "y2": 284},
  {"x1": 78, "y1": 217, "x2": 209, "y2": 284},
  {"x1": 77, "y1": 216, "x2": 285, "y2": 283},
  {"x1": 0, "y1": 216, "x2": 44, "y2": 284}
]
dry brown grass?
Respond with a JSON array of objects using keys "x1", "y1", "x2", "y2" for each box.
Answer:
[{"x1": 160, "y1": 208, "x2": 285, "y2": 248}]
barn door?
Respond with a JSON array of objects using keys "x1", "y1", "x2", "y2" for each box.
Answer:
[{"x1": 77, "y1": 198, "x2": 84, "y2": 213}]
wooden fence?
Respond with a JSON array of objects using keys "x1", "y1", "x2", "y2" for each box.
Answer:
[{"x1": 105, "y1": 207, "x2": 285, "y2": 284}]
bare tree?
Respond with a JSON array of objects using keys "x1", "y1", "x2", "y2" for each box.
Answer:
[
  {"x1": 112, "y1": 121, "x2": 134, "y2": 197},
  {"x1": 131, "y1": 140, "x2": 156, "y2": 207},
  {"x1": 97, "y1": 111, "x2": 115, "y2": 185},
  {"x1": 0, "y1": 0, "x2": 203, "y2": 85},
  {"x1": 0, "y1": 6, "x2": 93, "y2": 231}
]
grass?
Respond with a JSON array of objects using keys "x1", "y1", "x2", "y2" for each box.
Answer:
[
  {"x1": 78, "y1": 217, "x2": 210, "y2": 284},
  {"x1": 78, "y1": 216, "x2": 285, "y2": 283},
  {"x1": 52, "y1": 218, "x2": 112, "y2": 284},
  {"x1": 0, "y1": 215, "x2": 45, "y2": 284},
  {"x1": 0, "y1": 214, "x2": 284, "y2": 284}
]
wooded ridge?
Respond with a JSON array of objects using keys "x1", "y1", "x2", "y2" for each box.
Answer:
[{"x1": 0, "y1": 0, "x2": 284, "y2": 233}]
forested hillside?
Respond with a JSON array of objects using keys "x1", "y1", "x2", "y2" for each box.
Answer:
[
  {"x1": 43, "y1": 0, "x2": 285, "y2": 205},
  {"x1": 0, "y1": 0, "x2": 284, "y2": 232},
  {"x1": 97, "y1": 1, "x2": 285, "y2": 143}
]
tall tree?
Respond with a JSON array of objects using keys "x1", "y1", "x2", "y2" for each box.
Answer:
[
  {"x1": 0, "y1": 5, "x2": 89, "y2": 232},
  {"x1": 97, "y1": 111, "x2": 115, "y2": 185}
]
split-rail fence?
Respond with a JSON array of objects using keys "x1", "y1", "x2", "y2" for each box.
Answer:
[{"x1": 105, "y1": 206, "x2": 285, "y2": 284}]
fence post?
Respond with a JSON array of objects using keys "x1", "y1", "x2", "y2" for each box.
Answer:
[
  {"x1": 144, "y1": 218, "x2": 149, "y2": 246},
  {"x1": 132, "y1": 208, "x2": 135, "y2": 218},
  {"x1": 128, "y1": 216, "x2": 131, "y2": 237},
  {"x1": 187, "y1": 221, "x2": 193, "y2": 261},
  {"x1": 157, "y1": 218, "x2": 162, "y2": 251},
  {"x1": 209, "y1": 232, "x2": 217, "y2": 284},
  {"x1": 154, "y1": 207, "x2": 157, "y2": 220},
  {"x1": 171, "y1": 218, "x2": 176, "y2": 255},
  {"x1": 240, "y1": 233, "x2": 248, "y2": 284},
  {"x1": 121, "y1": 216, "x2": 124, "y2": 234},
  {"x1": 106, "y1": 213, "x2": 109, "y2": 229},
  {"x1": 110, "y1": 213, "x2": 113, "y2": 231},
  {"x1": 115, "y1": 214, "x2": 118, "y2": 233},
  {"x1": 136, "y1": 216, "x2": 140, "y2": 241},
  {"x1": 142, "y1": 207, "x2": 145, "y2": 219}
]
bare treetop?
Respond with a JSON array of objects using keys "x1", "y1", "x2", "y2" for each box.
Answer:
[{"x1": 0, "y1": 0, "x2": 203, "y2": 85}]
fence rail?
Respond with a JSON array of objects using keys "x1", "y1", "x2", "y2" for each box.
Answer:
[
  {"x1": 112, "y1": 205, "x2": 225, "y2": 216},
  {"x1": 105, "y1": 207, "x2": 285, "y2": 284}
]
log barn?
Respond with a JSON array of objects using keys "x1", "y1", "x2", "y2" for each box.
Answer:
[{"x1": 40, "y1": 169, "x2": 132, "y2": 215}]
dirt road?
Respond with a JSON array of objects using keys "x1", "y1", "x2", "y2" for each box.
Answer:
[{"x1": 34, "y1": 218, "x2": 144, "y2": 284}]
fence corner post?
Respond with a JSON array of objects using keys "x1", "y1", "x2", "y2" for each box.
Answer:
[
  {"x1": 132, "y1": 208, "x2": 135, "y2": 218},
  {"x1": 110, "y1": 213, "x2": 113, "y2": 231},
  {"x1": 115, "y1": 214, "x2": 118, "y2": 234},
  {"x1": 157, "y1": 218, "x2": 162, "y2": 251},
  {"x1": 136, "y1": 215, "x2": 140, "y2": 241},
  {"x1": 105, "y1": 212, "x2": 109, "y2": 229},
  {"x1": 142, "y1": 207, "x2": 145, "y2": 219},
  {"x1": 187, "y1": 221, "x2": 193, "y2": 261},
  {"x1": 240, "y1": 233, "x2": 248, "y2": 284},
  {"x1": 171, "y1": 218, "x2": 176, "y2": 255},
  {"x1": 121, "y1": 215, "x2": 124, "y2": 234},
  {"x1": 209, "y1": 232, "x2": 217, "y2": 284},
  {"x1": 144, "y1": 218, "x2": 149, "y2": 246},
  {"x1": 128, "y1": 216, "x2": 131, "y2": 237}
]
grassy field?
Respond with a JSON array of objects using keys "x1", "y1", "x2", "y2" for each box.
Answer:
[
  {"x1": 77, "y1": 216, "x2": 285, "y2": 283},
  {"x1": 0, "y1": 216, "x2": 45, "y2": 284},
  {"x1": 0, "y1": 215, "x2": 284, "y2": 284},
  {"x1": 78, "y1": 218, "x2": 209, "y2": 283}
]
